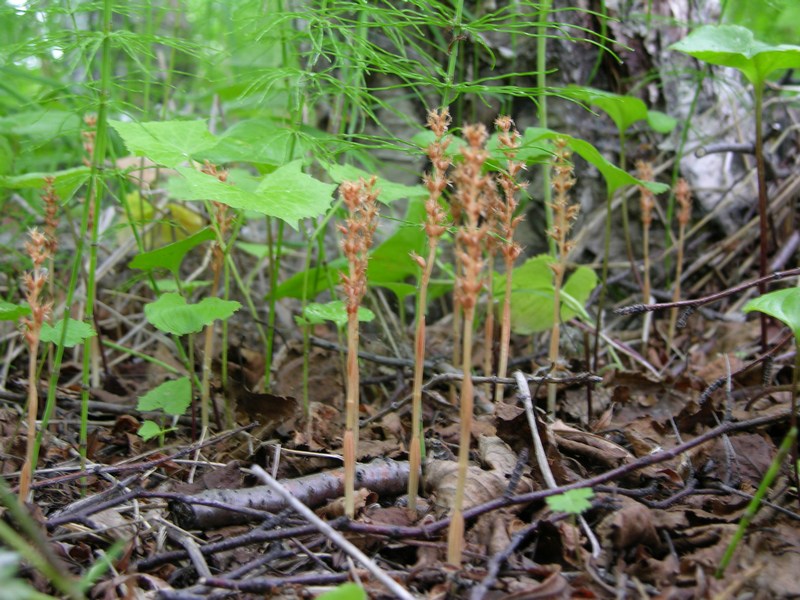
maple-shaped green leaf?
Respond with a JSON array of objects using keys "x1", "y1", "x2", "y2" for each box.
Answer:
[
  {"x1": 546, "y1": 487, "x2": 595, "y2": 514},
  {"x1": 296, "y1": 301, "x2": 374, "y2": 328},
  {"x1": 137, "y1": 377, "x2": 192, "y2": 416},
  {"x1": 145, "y1": 293, "x2": 240, "y2": 335},
  {"x1": 201, "y1": 119, "x2": 310, "y2": 166},
  {"x1": 171, "y1": 160, "x2": 335, "y2": 228},
  {"x1": 0, "y1": 301, "x2": 30, "y2": 321},
  {"x1": 743, "y1": 287, "x2": 800, "y2": 341},
  {"x1": 670, "y1": 24, "x2": 800, "y2": 87},
  {"x1": 325, "y1": 163, "x2": 427, "y2": 203},
  {"x1": 109, "y1": 120, "x2": 218, "y2": 168},
  {"x1": 496, "y1": 255, "x2": 598, "y2": 335},
  {"x1": 40, "y1": 318, "x2": 96, "y2": 347},
  {"x1": 129, "y1": 227, "x2": 216, "y2": 275}
]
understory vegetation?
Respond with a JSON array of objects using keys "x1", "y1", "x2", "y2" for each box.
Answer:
[{"x1": 1, "y1": 0, "x2": 799, "y2": 598}]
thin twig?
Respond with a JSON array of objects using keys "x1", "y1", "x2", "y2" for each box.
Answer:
[{"x1": 246, "y1": 465, "x2": 414, "y2": 600}]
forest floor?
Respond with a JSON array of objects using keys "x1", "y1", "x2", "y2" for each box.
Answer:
[{"x1": 2, "y1": 165, "x2": 800, "y2": 600}]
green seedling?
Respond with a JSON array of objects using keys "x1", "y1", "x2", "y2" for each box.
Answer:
[
  {"x1": 136, "y1": 376, "x2": 192, "y2": 443},
  {"x1": 546, "y1": 487, "x2": 595, "y2": 514},
  {"x1": 717, "y1": 286, "x2": 800, "y2": 577},
  {"x1": 672, "y1": 25, "x2": 800, "y2": 354},
  {"x1": 39, "y1": 318, "x2": 96, "y2": 348}
]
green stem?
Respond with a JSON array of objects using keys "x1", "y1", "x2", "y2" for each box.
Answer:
[{"x1": 754, "y1": 85, "x2": 770, "y2": 356}]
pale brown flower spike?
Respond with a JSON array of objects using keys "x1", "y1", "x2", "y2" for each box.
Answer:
[
  {"x1": 408, "y1": 108, "x2": 451, "y2": 513},
  {"x1": 546, "y1": 138, "x2": 577, "y2": 416},
  {"x1": 637, "y1": 160, "x2": 656, "y2": 348},
  {"x1": 448, "y1": 123, "x2": 490, "y2": 566},
  {"x1": 339, "y1": 176, "x2": 379, "y2": 519},
  {"x1": 669, "y1": 178, "x2": 693, "y2": 347},
  {"x1": 18, "y1": 227, "x2": 53, "y2": 501},
  {"x1": 493, "y1": 116, "x2": 525, "y2": 403}
]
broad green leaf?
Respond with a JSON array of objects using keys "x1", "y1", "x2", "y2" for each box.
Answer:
[
  {"x1": 670, "y1": 24, "x2": 800, "y2": 86},
  {"x1": 272, "y1": 197, "x2": 428, "y2": 300},
  {"x1": 646, "y1": 110, "x2": 678, "y2": 134},
  {"x1": 296, "y1": 301, "x2": 375, "y2": 328},
  {"x1": 172, "y1": 161, "x2": 335, "y2": 228},
  {"x1": 0, "y1": 110, "x2": 81, "y2": 141},
  {"x1": 40, "y1": 318, "x2": 96, "y2": 347},
  {"x1": 546, "y1": 488, "x2": 595, "y2": 514},
  {"x1": 565, "y1": 86, "x2": 648, "y2": 134},
  {"x1": 743, "y1": 287, "x2": 800, "y2": 340},
  {"x1": 236, "y1": 241, "x2": 291, "y2": 260},
  {"x1": 0, "y1": 135, "x2": 11, "y2": 175},
  {"x1": 137, "y1": 377, "x2": 192, "y2": 416},
  {"x1": 145, "y1": 293, "x2": 240, "y2": 336},
  {"x1": 0, "y1": 301, "x2": 30, "y2": 321},
  {"x1": 201, "y1": 119, "x2": 309, "y2": 166},
  {"x1": 325, "y1": 163, "x2": 427, "y2": 204},
  {"x1": 496, "y1": 255, "x2": 598, "y2": 335},
  {"x1": 0, "y1": 166, "x2": 91, "y2": 201},
  {"x1": 254, "y1": 160, "x2": 337, "y2": 225},
  {"x1": 138, "y1": 421, "x2": 166, "y2": 442},
  {"x1": 109, "y1": 120, "x2": 218, "y2": 168},
  {"x1": 523, "y1": 129, "x2": 668, "y2": 197},
  {"x1": 129, "y1": 227, "x2": 216, "y2": 275},
  {"x1": 148, "y1": 279, "x2": 211, "y2": 294},
  {"x1": 314, "y1": 583, "x2": 366, "y2": 600}
]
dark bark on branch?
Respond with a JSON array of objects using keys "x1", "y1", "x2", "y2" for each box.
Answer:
[{"x1": 169, "y1": 458, "x2": 410, "y2": 529}]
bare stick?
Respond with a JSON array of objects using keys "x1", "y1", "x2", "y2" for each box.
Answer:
[{"x1": 247, "y1": 464, "x2": 414, "y2": 600}]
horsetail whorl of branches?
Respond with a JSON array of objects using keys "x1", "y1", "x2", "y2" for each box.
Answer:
[
  {"x1": 448, "y1": 123, "x2": 490, "y2": 565},
  {"x1": 408, "y1": 108, "x2": 451, "y2": 512},
  {"x1": 339, "y1": 177, "x2": 379, "y2": 519}
]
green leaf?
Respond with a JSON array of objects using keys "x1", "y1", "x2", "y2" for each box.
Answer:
[
  {"x1": 137, "y1": 377, "x2": 192, "y2": 416},
  {"x1": 201, "y1": 119, "x2": 309, "y2": 167},
  {"x1": 565, "y1": 86, "x2": 649, "y2": 134},
  {"x1": 138, "y1": 421, "x2": 165, "y2": 442},
  {"x1": 325, "y1": 163, "x2": 427, "y2": 204},
  {"x1": 670, "y1": 24, "x2": 800, "y2": 86},
  {"x1": 314, "y1": 583, "x2": 367, "y2": 600},
  {"x1": 496, "y1": 255, "x2": 598, "y2": 335},
  {"x1": 145, "y1": 293, "x2": 241, "y2": 336},
  {"x1": 0, "y1": 110, "x2": 81, "y2": 141},
  {"x1": 171, "y1": 161, "x2": 335, "y2": 228},
  {"x1": 0, "y1": 166, "x2": 91, "y2": 202},
  {"x1": 743, "y1": 287, "x2": 800, "y2": 341},
  {"x1": 148, "y1": 279, "x2": 211, "y2": 294},
  {"x1": 546, "y1": 488, "x2": 595, "y2": 514},
  {"x1": 523, "y1": 129, "x2": 668, "y2": 197},
  {"x1": 0, "y1": 301, "x2": 30, "y2": 321},
  {"x1": 129, "y1": 227, "x2": 216, "y2": 275},
  {"x1": 109, "y1": 120, "x2": 218, "y2": 168},
  {"x1": 0, "y1": 135, "x2": 12, "y2": 175},
  {"x1": 646, "y1": 110, "x2": 678, "y2": 134},
  {"x1": 272, "y1": 197, "x2": 428, "y2": 300},
  {"x1": 40, "y1": 318, "x2": 96, "y2": 348},
  {"x1": 296, "y1": 301, "x2": 375, "y2": 328}
]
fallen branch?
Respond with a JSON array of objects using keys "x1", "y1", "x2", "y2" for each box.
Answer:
[{"x1": 169, "y1": 458, "x2": 409, "y2": 529}]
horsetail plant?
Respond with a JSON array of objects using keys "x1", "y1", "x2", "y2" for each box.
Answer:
[
  {"x1": 493, "y1": 116, "x2": 524, "y2": 404},
  {"x1": 407, "y1": 108, "x2": 451, "y2": 513},
  {"x1": 546, "y1": 139, "x2": 578, "y2": 416},
  {"x1": 448, "y1": 124, "x2": 490, "y2": 565},
  {"x1": 18, "y1": 228, "x2": 52, "y2": 501},
  {"x1": 339, "y1": 178, "x2": 379, "y2": 519}
]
